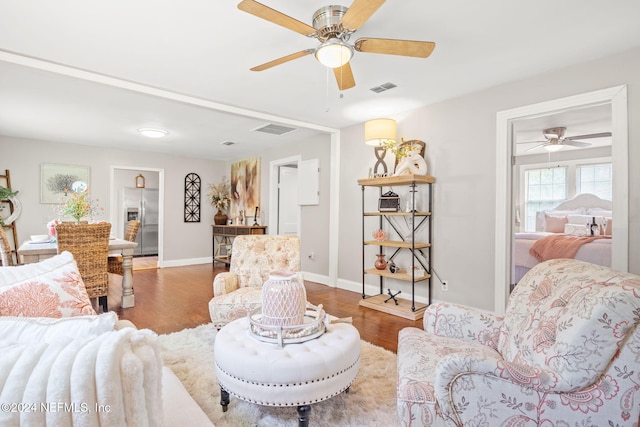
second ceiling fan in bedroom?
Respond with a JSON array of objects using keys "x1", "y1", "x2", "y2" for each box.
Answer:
[
  {"x1": 237, "y1": 0, "x2": 436, "y2": 90},
  {"x1": 521, "y1": 127, "x2": 612, "y2": 152}
]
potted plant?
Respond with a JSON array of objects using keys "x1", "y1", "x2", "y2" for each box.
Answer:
[{"x1": 209, "y1": 179, "x2": 231, "y2": 225}]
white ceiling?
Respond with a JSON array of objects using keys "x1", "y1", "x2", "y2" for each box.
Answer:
[
  {"x1": 514, "y1": 103, "x2": 613, "y2": 155},
  {"x1": 1, "y1": 0, "x2": 639, "y2": 160}
]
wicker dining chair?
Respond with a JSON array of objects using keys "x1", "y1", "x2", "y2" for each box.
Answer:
[
  {"x1": 56, "y1": 222, "x2": 111, "y2": 312},
  {"x1": 107, "y1": 220, "x2": 140, "y2": 275},
  {"x1": 0, "y1": 226, "x2": 14, "y2": 266}
]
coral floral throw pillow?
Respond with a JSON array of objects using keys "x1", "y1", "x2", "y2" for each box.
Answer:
[{"x1": 0, "y1": 251, "x2": 96, "y2": 317}]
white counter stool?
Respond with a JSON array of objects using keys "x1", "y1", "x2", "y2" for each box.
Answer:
[{"x1": 214, "y1": 316, "x2": 361, "y2": 427}]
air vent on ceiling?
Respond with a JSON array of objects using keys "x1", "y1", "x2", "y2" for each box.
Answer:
[
  {"x1": 252, "y1": 123, "x2": 297, "y2": 136},
  {"x1": 370, "y1": 82, "x2": 397, "y2": 93},
  {"x1": 220, "y1": 140, "x2": 236, "y2": 146}
]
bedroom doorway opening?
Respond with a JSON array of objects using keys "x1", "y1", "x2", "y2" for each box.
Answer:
[
  {"x1": 269, "y1": 156, "x2": 302, "y2": 237},
  {"x1": 494, "y1": 85, "x2": 628, "y2": 315}
]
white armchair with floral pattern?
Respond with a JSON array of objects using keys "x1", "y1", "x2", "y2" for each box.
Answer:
[
  {"x1": 208, "y1": 234, "x2": 300, "y2": 328},
  {"x1": 397, "y1": 258, "x2": 640, "y2": 426}
]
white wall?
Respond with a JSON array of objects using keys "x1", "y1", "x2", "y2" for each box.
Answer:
[
  {"x1": 338, "y1": 46, "x2": 640, "y2": 312},
  {"x1": 232, "y1": 133, "x2": 332, "y2": 281},
  {"x1": 1, "y1": 136, "x2": 226, "y2": 264}
]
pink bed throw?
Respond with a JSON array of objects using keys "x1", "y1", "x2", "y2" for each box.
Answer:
[{"x1": 529, "y1": 234, "x2": 605, "y2": 262}]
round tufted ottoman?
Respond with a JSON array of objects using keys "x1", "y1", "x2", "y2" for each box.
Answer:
[{"x1": 214, "y1": 316, "x2": 361, "y2": 426}]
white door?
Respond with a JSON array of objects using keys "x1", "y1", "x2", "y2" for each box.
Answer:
[{"x1": 278, "y1": 166, "x2": 299, "y2": 235}]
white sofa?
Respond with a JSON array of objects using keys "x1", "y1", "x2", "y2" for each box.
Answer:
[{"x1": 0, "y1": 251, "x2": 214, "y2": 427}]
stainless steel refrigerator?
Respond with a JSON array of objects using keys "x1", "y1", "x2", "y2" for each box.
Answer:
[{"x1": 122, "y1": 187, "x2": 158, "y2": 256}]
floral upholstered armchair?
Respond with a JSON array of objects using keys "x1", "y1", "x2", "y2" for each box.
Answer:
[
  {"x1": 208, "y1": 234, "x2": 300, "y2": 328},
  {"x1": 397, "y1": 258, "x2": 640, "y2": 426}
]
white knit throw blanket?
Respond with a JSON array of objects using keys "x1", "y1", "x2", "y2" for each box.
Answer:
[{"x1": 0, "y1": 328, "x2": 163, "y2": 427}]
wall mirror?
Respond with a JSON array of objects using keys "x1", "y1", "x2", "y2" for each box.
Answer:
[{"x1": 494, "y1": 86, "x2": 628, "y2": 315}]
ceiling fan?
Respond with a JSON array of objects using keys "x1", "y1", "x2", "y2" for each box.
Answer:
[
  {"x1": 521, "y1": 127, "x2": 612, "y2": 152},
  {"x1": 237, "y1": 0, "x2": 436, "y2": 90}
]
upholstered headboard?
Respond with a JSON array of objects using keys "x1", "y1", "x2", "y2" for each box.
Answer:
[{"x1": 553, "y1": 193, "x2": 612, "y2": 211}]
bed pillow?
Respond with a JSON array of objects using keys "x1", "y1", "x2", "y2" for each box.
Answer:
[
  {"x1": 0, "y1": 251, "x2": 96, "y2": 317},
  {"x1": 587, "y1": 208, "x2": 612, "y2": 217},
  {"x1": 543, "y1": 214, "x2": 568, "y2": 233},
  {"x1": 567, "y1": 214, "x2": 596, "y2": 225},
  {"x1": 536, "y1": 209, "x2": 584, "y2": 231},
  {"x1": 0, "y1": 312, "x2": 117, "y2": 343}
]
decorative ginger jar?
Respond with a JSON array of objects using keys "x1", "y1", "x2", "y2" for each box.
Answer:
[{"x1": 261, "y1": 271, "x2": 307, "y2": 327}]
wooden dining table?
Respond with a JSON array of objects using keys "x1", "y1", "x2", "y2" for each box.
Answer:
[{"x1": 17, "y1": 238, "x2": 138, "y2": 308}]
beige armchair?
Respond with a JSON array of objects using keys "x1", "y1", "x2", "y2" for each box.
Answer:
[{"x1": 208, "y1": 234, "x2": 300, "y2": 328}]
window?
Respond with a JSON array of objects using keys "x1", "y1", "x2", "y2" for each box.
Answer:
[
  {"x1": 524, "y1": 167, "x2": 567, "y2": 232},
  {"x1": 577, "y1": 163, "x2": 612, "y2": 200}
]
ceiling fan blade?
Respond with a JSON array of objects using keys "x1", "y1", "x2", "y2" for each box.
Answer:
[
  {"x1": 565, "y1": 132, "x2": 612, "y2": 140},
  {"x1": 517, "y1": 139, "x2": 546, "y2": 145},
  {"x1": 340, "y1": 0, "x2": 386, "y2": 31},
  {"x1": 354, "y1": 38, "x2": 435, "y2": 58},
  {"x1": 526, "y1": 143, "x2": 546, "y2": 152},
  {"x1": 238, "y1": 0, "x2": 316, "y2": 36},
  {"x1": 250, "y1": 49, "x2": 314, "y2": 71},
  {"x1": 333, "y1": 62, "x2": 356, "y2": 90},
  {"x1": 563, "y1": 140, "x2": 591, "y2": 148}
]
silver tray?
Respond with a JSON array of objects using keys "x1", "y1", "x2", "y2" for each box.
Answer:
[{"x1": 248, "y1": 303, "x2": 328, "y2": 347}]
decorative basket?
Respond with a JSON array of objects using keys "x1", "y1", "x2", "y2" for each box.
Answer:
[{"x1": 248, "y1": 303, "x2": 328, "y2": 347}]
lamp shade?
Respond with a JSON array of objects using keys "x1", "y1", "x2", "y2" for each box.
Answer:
[
  {"x1": 315, "y1": 39, "x2": 354, "y2": 68},
  {"x1": 365, "y1": 118, "x2": 397, "y2": 146}
]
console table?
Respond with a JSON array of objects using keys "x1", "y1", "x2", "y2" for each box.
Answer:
[{"x1": 212, "y1": 225, "x2": 267, "y2": 265}]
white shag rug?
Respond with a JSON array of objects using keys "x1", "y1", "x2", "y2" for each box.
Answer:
[{"x1": 157, "y1": 323, "x2": 399, "y2": 426}]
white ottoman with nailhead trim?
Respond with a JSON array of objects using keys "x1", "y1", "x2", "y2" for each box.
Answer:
[{"x1": 214, "y1": 316, "x2": 361, "y2": 427}]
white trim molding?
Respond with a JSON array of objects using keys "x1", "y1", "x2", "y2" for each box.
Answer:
[{"x1": 494, "y1": 85, "x2": 628, "y2": 315}]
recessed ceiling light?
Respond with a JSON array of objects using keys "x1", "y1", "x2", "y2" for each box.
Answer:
[{"x1": 138, "y1": 128, "x2": 168, "y2": 138}]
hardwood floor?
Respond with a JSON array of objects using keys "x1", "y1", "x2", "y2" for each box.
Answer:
[{"x1": 110, "y1": 263, "x2": 422, "y2": 353}]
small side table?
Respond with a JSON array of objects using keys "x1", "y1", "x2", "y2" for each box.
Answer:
[
  {"x1": 211, "y1": 225, "x2": 267, "y2": 266},
  {"x1": 214, "y1": 316, "x2": 360, "y2": 427}
]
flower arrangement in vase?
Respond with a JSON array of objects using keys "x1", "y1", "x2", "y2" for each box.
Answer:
[
  {"x1": 58, "y1": 186, "x2": 103, "y2": 224},
  {"x1": 209, "y1": 179, "x2": 231, "y2": 225}
]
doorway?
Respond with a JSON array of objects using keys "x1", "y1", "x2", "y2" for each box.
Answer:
[
  {"x1": 269, "y1": 156, "x2": 301, "y2": 236},
  {"x1": 109, "y1": 166, "x2": 165, "y2": 268},
  {"x1": 494, "y1": 86, "x2": 628, "y2": 315}
]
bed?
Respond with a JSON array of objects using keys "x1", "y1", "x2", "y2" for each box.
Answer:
[{"x1": 513, "y1": 193, "x2": 612, "y2": 284}]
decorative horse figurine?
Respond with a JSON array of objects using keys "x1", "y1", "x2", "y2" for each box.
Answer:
[{"x1": 394, "y1": 144, "x2": 428, "y2": 176}]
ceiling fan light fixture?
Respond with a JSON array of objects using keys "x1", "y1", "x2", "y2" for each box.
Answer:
[
  {"x1": 544, "y1": 143, "x2": 564, "y2": 152},
  {"x1": 138, "y1": 128, "x2": 168, "y2": 138},
  {"x1": 365, "y1": 118, "x2": 396, "y2": 146},
  {"x1": 315, "y1": 38, "x2": 354, "y2": 68}
]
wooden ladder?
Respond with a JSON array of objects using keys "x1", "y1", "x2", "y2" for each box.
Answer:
[{"x1": 1, "y1": 169, "x2": 20, "y2": 265}]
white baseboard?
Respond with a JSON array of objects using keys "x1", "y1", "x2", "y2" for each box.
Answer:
[
  {"x1": 301, "y1": 271, "x2": 330, "y2": 286},
  {"x1": 160, "y1": 257, "x2": 212, "y2": 268}
]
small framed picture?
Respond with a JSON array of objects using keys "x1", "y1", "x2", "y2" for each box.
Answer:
[{"x1": 217, "y1": 243, "x2": 230, "y2": 259}]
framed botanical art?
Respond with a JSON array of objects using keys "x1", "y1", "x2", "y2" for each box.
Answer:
[{"x1": 41, "y1": 163, "x2": 90, "y2": 204}]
